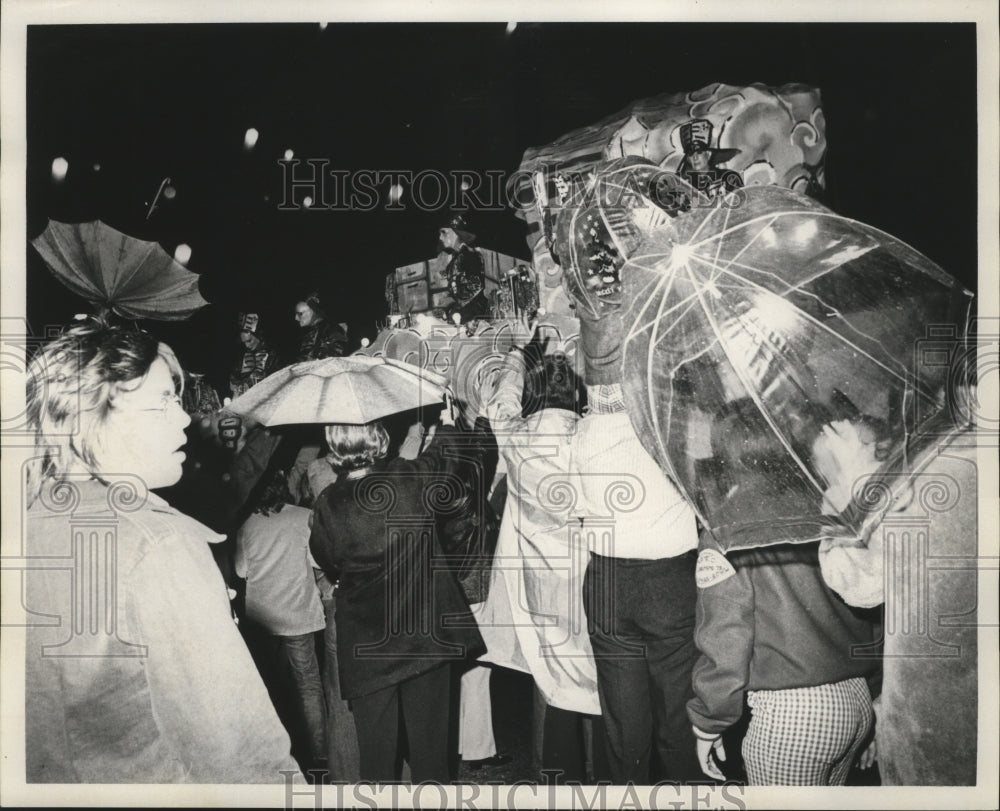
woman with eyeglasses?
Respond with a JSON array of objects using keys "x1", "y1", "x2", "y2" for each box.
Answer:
[{"x1": 23, "y1": 320, "x2": 301, "y2": 783}]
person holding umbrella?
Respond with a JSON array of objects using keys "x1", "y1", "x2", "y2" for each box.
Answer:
[
  {"x1": 308, "y1": 404, "x2": 487, "y2": 783},
  {"x1": 815, "y1": 394, "x2": 980, "y2": 786},
  {"x1": 686, "y1": 398, "x2": 880, "y2": 785},
  {"x1": 226, "y1": 355, "x2": 485, "y2": 783},
  {"x1": 23, "y1": 320, "x2": 301, "y2": 783}
]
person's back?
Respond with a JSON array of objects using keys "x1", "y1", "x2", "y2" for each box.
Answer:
[
  {"x1": 308, "y1": 417, "x2": 485, "y2": 783},
  {"x1": 690, "y1": 536, "x2": 878, "y2": 717},
  {"x1": 234, "y1": 473, "x2": 327, "y2": 773},
  {"x1": 568, "y1": 382, "x2": 702, "y2": 784},
  {"x1": 479, "y1": 351, "x2": 600, "y2": 716},
  {"x1": 687, "y1": 399, "x2": 878, "y2": 785},
  {"x1": 878, "y1": 442, "x2": 977, "y2": 784},
  {"x1": 235, "y1": 503, "x2": 324, "y2": 637}
]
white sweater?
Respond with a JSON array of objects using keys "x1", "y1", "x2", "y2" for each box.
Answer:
[{"x1": 571, "y1": 411, "x2": 698, "y2": 559}]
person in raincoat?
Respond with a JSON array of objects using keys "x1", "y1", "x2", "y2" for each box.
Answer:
[{"x1": 478, "y1": 345, "x2": 602, "y2": 782}]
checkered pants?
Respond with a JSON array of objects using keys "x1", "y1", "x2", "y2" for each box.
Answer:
[
  {"x1": 586, "y1": 384, "x2": 626, "y2": 414},
  {"x1": 743, "y1": 677, "x2": 873, "y2": 785}
]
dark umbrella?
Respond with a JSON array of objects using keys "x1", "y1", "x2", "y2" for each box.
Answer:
[
  {"x1": 619, "y1": 186, "x2": 974, "y2": 551},
  {"x1": 31, "y1": 219, "x2": 209, "y2": 321}
]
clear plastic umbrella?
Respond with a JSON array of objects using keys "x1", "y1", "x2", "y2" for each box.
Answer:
[
  {"x1": 226, "y1": 355, "x2": 448, "y2": 426},
  {"x1": 618, "y1": 186, "x2": 974, "y2": 551}
]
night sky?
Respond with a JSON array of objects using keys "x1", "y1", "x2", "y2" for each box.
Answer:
[{"x1": 25, "y1": 22, "x2": 979, "y2": 393}]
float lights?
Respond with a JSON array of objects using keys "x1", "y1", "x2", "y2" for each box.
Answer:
[
  {"x1": 244, "y1": 127, "x2": 260, "y2": 149},
  {"x1": 51, "y1": 157, "x2": 69, "y2": 181}
]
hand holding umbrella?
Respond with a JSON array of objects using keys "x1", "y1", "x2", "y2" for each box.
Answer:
[{"x1": 618, "y1": 185, "x2": 974, "y2": 551}]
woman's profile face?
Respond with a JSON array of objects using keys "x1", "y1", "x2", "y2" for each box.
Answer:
[
  {"x1": 295, "y1": 302, "x2": 318, "y2": 327},
  {"x1": 94, "y1": 357, "x2": 191, "y2": 490}
]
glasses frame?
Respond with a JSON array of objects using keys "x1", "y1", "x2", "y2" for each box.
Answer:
[{"x1": 130, "y1": 393, "x2": 184, "y2": 414}]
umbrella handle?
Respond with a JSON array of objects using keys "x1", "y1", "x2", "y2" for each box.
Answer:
[
  {"x1": 441, "y1": 392, "x2": 456, "y2": 427},
  {"x1": 146, "y1": 177, "x2": 172, "y2": 220}
]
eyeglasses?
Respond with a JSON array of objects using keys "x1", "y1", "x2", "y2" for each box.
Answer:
[{"x1": 133, "y1": 393, "x2": 184, "y2": 413}]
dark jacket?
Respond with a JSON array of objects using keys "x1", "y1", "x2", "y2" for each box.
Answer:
[
  {"x1": 447, "y1": 245, "x2": 485, "y2": 306},
  {"x1": 687, "y1": 505, "x2": 879, "y2": 734},
  {"x1": 436, "y1": 417, "x2": 500, "y2": 605},
  {"x1": 309, "y1": 425, "x2": 486, "y2": 700},
  {"x1": 296, "y1": 319, "x2": 347, "y2": 362}
]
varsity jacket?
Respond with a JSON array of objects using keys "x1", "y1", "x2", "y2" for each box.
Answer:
[{"x1": 686, "y1": 529, "x2": 879, "y2": 735}]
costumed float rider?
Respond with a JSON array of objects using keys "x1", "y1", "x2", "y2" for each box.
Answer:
[
  {"x1": 224, "y1": 312, "x2": 284, "y2": 526},
  {"x1": 439, "y1": 213, "x2": 489, "y2": 324},
  {"x1": 287, "y1": 292, "x2": 348, "y2": 502},
  {"x1": 294, "y1": 292, "x2": 348, "y2": 362},
  {"x1": 677, "y1": 118, "x2": 743, "y2": 200},
  {"x1": 230, "y1": 312, "x2": 281, "y2": 399}
]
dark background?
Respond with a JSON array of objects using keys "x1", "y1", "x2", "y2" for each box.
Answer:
[{"x1": 26, "y1": 23, "x2": 978, "y2": 393}]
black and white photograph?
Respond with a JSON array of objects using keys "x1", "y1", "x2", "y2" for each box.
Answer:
[{"x1": 1, "y1": 2, "x2": 997, "y2": 808}]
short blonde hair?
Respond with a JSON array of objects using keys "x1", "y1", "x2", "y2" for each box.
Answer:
[
  {"x1": 25, "y1": 322, "x2": 183, "y2": 506},
  {"x1": 323, "y1": 421, "x2": 390, "y2": 471}
]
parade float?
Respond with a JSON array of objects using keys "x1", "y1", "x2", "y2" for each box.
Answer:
[{"x1": 357, "y1": 82, "x2": 835, "y2": 420}]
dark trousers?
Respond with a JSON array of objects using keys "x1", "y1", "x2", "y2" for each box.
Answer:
[
  {"x1": 542, "y1": 704, "x2": 586, "y2": 782},
  {"x1": 542, "y1": 705, "x2": 612, "y2": 783},
  {"x1": 583, "y1": 551, "x2": 702, "y2": 784},
  {"x1": 350, "y1": 664, "x2": 452, "y2": 783}
]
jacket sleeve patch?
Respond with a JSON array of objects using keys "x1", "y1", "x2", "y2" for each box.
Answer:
[{"x1": 696, "y1": 548, "x2": 736, "y2": 589}]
